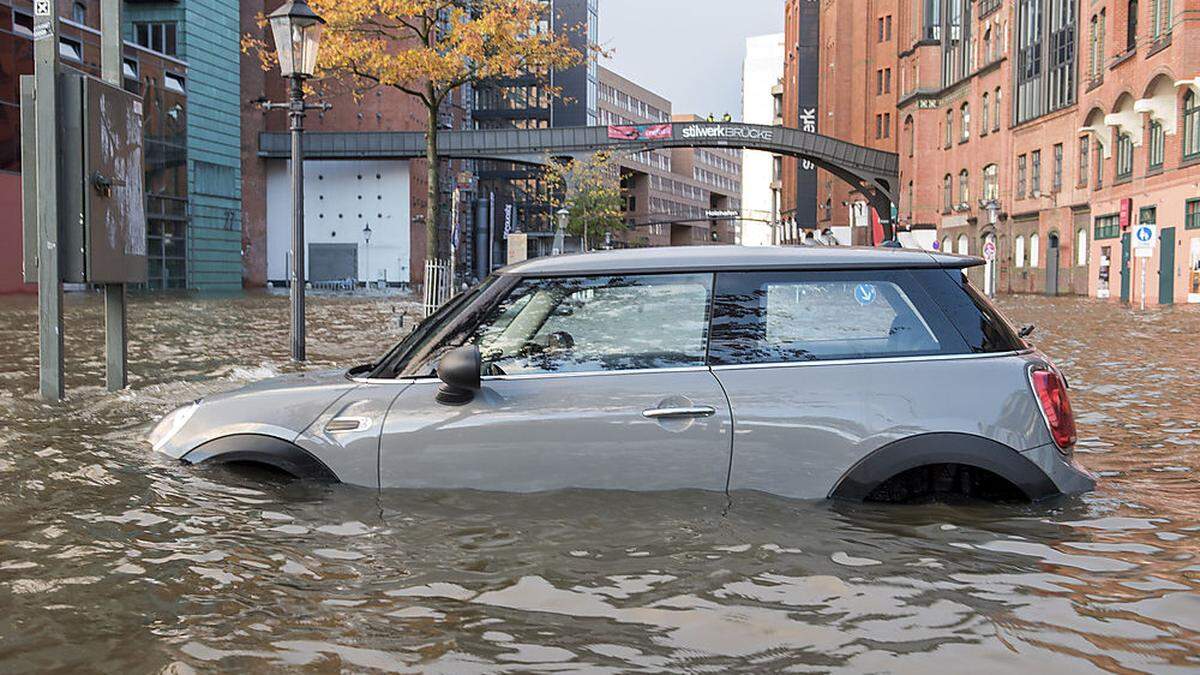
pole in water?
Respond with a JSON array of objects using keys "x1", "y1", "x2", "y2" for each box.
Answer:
[
  {"x1": 33, "y1": 4, "x2": 63, "y2": 401},
  {"x1": 101, "y1": 0, "x2": 128, "y2": 391},
  {"x1": 290, "y1": 75, "x2": 307, "y2": 361}
]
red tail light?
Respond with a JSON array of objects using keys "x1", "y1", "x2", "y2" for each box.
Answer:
[{"x1": 1030, "y1": 367, "x2": 1077, "y2": 451}]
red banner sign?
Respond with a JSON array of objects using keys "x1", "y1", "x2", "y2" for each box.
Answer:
[
  {"x1": 1119, "y1": 197, "x2": 1133, "y2": 231},
  {"x1": 607, "y1": 123, "x2": 673, "y2": 141}
]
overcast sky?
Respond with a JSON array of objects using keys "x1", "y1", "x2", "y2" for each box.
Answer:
[{"x1": 597, "y1": 0, "x2": 785, "y2": 121}]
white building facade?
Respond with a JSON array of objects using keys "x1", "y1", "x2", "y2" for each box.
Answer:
[
  {"x1": 740, "y1": 33, "x2": 785, "y2": 246},
  {"x1": 266, "y1": 160, "x2": 412, "y2": 287}
]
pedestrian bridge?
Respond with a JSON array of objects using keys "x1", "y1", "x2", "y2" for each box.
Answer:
[{"x1": 259, "y1": 121, "x2": 899, "y2": 235}]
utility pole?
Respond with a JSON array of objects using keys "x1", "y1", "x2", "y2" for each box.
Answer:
[
  {"x1": 101, "y1": 0, "x2": 127, "y2": 391},
  {"x1": 33, "y1": 0, "x2": 63, "y2": 401}
]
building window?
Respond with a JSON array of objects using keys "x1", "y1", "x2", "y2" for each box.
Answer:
[
  {"x1": 164, "y1": 72, "x2": 186, "y2": 94},
  {"x1": 983, "y1": 164, "x2": 999, "y2": 201},
  {"x1": 1048, "y1": 0, "x2": 1077, "y2": 111},
  {"x1": 981, "y1": 93, "x2": 990, "y2": 134},
  {"x1": 1116, "y1": 132, "x2": 1134, "y2": 178},
  {"x1": 960, "y1": 103, "x2": 971, "y2": 141},
  {"x1": 1185, "y1": 199, "x2": 1200, "y2": 230},
  {"x1": 945, "y1": 109, "x2": 954, "y2": 147},
  {"x1": 72, "y1": 1, "x2": 87, "y2": 25},
  {"x1": 941, "y1": 236, "x2": 951, "y2": 253},
  {"x1": 1015, "y1": 236, "x2": 1026, "y2": 267},
  {"x1": 925, "y1": 0, "x2": 942, "y2": 40},
  {"x1": 1076, "y1": 228, "x2": 1088, "y2": 265},
  {"x1": 993, "y1": 87, "x2": 1002, "y2": 131},
  {"x1": 984, "y1": 27, "x2": 993, "y2": 62},
  {"x1": 1140, "y1": 206, "x2": 1157, "y2": 232},
  {"x1": 883, "y1": 112, "x2": 891, "y2": 138},
  {"x1": 879, "y1": 16, "x2": 886, "y2": 42},
  {"x1": 1184, "y1": 90, "x2": 1200, "y2": 161},
  {"x1": 1078, "y1": 136, "x2": 1090, "y2": 186},
  {"x1": 905, "y1": 116, "x2": 915, "y2": 156},
  {"x1": 59, "y1": 37, "x2": 82, "y2": 62},
  {"x1": 1095, "y1": 214, "x2": 1120, "y2": 239},
  {"x1": 1017, "y1": 154, "x2": 1028, "y2": 196},
  {"x1": 1052, "y1": 143, "x2": 1063, "y2": 191},
  {"x1": 1148, "y1": 120, "x2": 1165, "y2": 170},
  {"x1": 134, "y1": 21, "x2": 178, "y2": 56},
  {"x1": 957, "y1": 234, "x2": 970, "y2": 255},
  {"x1": 1031, "y1": 149, "x2": 1042, "y2": 194},
  {"x1": 943, "y1": 174, "x2": 954, "y2": 211},
  {"x1": 1016, "y1": 0, "x2": 1045, "y2": 124},
  {"x1": 886, "y1": 15, "x2": 893, "y2": 40},
  {"x1": 1095, "y1": 139, "x2": 1105, "y2": 187},
  {"x1": 1151, "y1": 0, "x2": 1173, "y2": 40},
  {"x1": 959, "y1": 169, "x2": 970, "y2": 205},
  {"x1": 1030, "y1": 233, "x2": 1041, "y2": 267},
  {"x1": 1126, "y1": 0, "x2": 1139, "y2": 52}
]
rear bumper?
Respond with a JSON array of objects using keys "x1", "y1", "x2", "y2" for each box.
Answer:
[{"x1": 1021, "y1": 443, "x2": 1097, "y2": 496}]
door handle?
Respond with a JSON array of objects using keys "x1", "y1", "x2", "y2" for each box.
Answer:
[{"x1": 642, "y1": 405, "x2": 716, "y2": 419}]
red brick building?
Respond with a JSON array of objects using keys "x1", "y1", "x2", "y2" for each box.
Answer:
[{"x1": 891, "y1": 0, "x2": 1199, "y2": 305}]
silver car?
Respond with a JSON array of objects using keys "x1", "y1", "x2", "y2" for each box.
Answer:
[{"x1": 150, "y1": 246, "x2": 1095, "y2": 502}]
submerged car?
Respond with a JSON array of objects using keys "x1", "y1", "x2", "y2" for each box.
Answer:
[{"x1": 149, "y1": 246, "x2": 1095, "y2": 502}]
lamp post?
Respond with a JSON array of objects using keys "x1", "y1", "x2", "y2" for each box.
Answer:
[
  {"x1": 553, "y1": 208, "x2": 569, "y2": 256},
  {"x1": 265, "y1": 0, "x2": 326, "y2": 361},
  {"x1": 362, "y1": 223, "x2": 373, "y2": 289}
]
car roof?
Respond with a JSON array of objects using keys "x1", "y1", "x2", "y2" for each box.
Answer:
[{"x1": 501, "y1": 245, "x2": 980, "y2": 277}]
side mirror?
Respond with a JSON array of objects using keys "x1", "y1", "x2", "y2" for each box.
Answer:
[{"x1": 436, "y1": 345, "x2": 482, "y2": 406}]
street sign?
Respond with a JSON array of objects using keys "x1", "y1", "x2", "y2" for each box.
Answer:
[
  {"x1": 1134, "y1": 223, "x2": 1157, "y2": 258},
  {"x1": 983, "y1": 240, "x2": 997, "y2": 262}
]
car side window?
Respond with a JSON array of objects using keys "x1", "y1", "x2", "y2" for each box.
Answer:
[
  {"x1": 469, "y1": 273, "x2": 713, "y2": 376},
  {"x1": 709, "y1": 270, "x2": 968, "y2": 365}
]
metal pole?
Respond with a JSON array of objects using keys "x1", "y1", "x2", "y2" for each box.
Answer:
[
  {"x1": 100, "y1": 0, "x2": 127, "y2": 391},
  {"x1": 289, "y1": 76, "x2": 307, "y2": 361},
  {"x1": 1140, "y1": 256, "x2": 1147, "y2": 311},
  {"x1": 34, "y1": 2, "x2": 63, "y2": 401}
]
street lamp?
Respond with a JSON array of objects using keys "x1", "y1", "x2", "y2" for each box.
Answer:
[
  {"x1": 362, "y1": 223, "x2": 373, "y2": 289},
  {"x1": 266, "y1": 0, "x2": 325, "y2": 362},
  {"x1": 553, "y1": 208, "x2": 569, "y2": 256}
]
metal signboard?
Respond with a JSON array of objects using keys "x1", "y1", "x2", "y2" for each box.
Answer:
[
  {"x1": 83, "y1": 74, "x2": 147, "y2": 283},
  {"x1": 22, "y1": 71, "x2": 146, "y2": 284},
  {"x1": 1134, "y1": 223, "x2": 1157, "y2": 258},
  {"x1": 983, "y1": 239, "x2": 997, "y2": 261}
]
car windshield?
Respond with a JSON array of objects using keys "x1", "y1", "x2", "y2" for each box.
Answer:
[{"x1": 368, "y1": 276, "x2": 496, "y2": 379}]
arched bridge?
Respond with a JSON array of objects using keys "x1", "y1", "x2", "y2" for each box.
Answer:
[{"x1": 259, "y1": 121, "x2": 899, "y2": 236}]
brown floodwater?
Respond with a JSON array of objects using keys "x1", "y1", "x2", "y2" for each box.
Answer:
[{"x1": 0, "y1": 290, "x2": 1197, "y2": 673}]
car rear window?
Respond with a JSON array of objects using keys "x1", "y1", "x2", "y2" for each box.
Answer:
[
  {"x1": 910, "y1": 269, "x2": 1026, "y2": 353},
  {"x1": 708, "y1": 270, "x2": 971, "y2": 365}
]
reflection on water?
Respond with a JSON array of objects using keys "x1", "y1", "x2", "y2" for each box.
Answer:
[{"x1": 0, "y1": 291, "x2": 1197, "y2": 672}]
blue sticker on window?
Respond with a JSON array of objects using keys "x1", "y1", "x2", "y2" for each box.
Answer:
[{"x1": 854, "y1": 284, "x2": 877, "y2": 306}]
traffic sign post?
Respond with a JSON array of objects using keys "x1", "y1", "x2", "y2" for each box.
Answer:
[{"x1": 1133, "y1": 223, "x2": 1157, "y2": 310}]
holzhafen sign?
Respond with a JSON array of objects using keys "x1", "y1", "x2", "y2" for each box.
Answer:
[{"x1": 678, "y1": 124, "x2": 775, "y2": 142}]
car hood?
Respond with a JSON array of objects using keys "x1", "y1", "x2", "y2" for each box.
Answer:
[{"x1": 151, "y1": 368, "x2": 361, "y2": 459}]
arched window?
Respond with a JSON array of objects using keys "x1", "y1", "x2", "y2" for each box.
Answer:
[
  {"x1": 1030, "y1": 233, "x2": 1041, "y2": 267},
  {"x1": 1184, "y1": 89, "x2": 1200, "y2": 161},
  {"x1": 1015, "y1": 236, "x2": 1026, "y2": 267},
  {"x1": 981, "y1": 93, "x2": 990, "y2": 133},
  {"x1": 905, "y1": 115, "x2": 915, "y2": 156},
  {"x1": 961, "y1": 103, "x2": 971, "y2": 141},
  {"x1": 945, "y1": 109, "x2": 954, "y2": 147},
  {"x1": 943, "y1": 174, "x2": 954, "y2": 211},
  {"x1": 957, "y1": 234, "x2": 970, "y2": 255},
  {"x1": 984, "y1": 27, "x2": 993, "y2": 62},
  {"x1": 1076, "y1": 228, "x2": 1088, "y2": 266},
  {"x1": 959, "y1": 169, "x2": 970, "y2": 205},
  {"x1": 941, "y1": 236, "x2": 951, "y2": 253},
  {"x1": 983, "y1": 164, "x2": 999, "y2": 200}
]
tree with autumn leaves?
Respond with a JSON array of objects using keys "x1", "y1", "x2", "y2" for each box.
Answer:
[
  {"x1": 543, "y1": 151, "x2": 629, "y2": 250},
  {"x1": 246, "y1": 0, "x2": 584, "y2": 265}
]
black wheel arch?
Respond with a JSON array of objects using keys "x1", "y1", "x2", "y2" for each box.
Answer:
[
  {"x1": 181, "y1": 434, "x2": 339, "y2": 483},
  {"x1": 829, "y1": 432, "x2": 1058, "y2": 501}
]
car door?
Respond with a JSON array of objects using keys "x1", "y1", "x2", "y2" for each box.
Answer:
[
  {"x1": 378, "y1": 272, "x2": 733, "y2": 492},
  {"x1": 707, "y1": 269, "x2": 980, "y2": 499}
]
